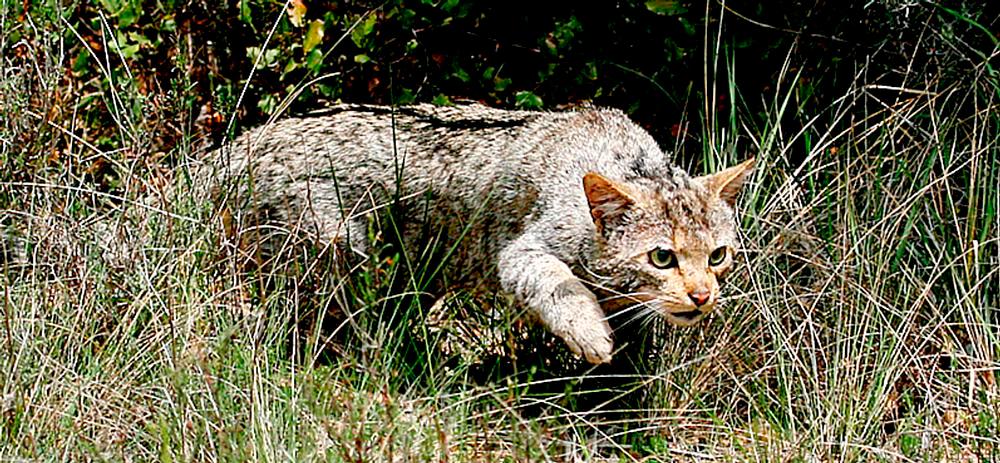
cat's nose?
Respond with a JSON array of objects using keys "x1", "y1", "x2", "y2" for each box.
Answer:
[{"x1": 689, "y1": 290, "x2": 710, "y2": 307}]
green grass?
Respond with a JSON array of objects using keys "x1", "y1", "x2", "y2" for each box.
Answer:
[{"x1": 2, "y1": 2, "x2": 998, "y2": 461}]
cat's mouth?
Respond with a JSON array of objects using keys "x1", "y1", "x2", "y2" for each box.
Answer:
[{"x1": 664, "y1": 309, "x2": 705, "y2": 326}]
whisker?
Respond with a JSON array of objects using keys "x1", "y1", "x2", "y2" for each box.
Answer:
[
  {"x1": 639, "y1": 309, "x2": 660, "y2": 330},
  {"x1": 602, "y1": 302, "x2": 647, "y2": 321},
  {"x1": 613, "y1": 301, "x2": 657, "y2": 332},
  {"x1": 576, "y1": 260, "x2": 612, "y2": 283},
  {"x1": 597, "y1": 291, "x2": 653, "y2": 304},
  {"x1": 578, "y1": 276, "x2": 688, "y2": 306},
  {"x1": 576, "y1": 277, "x2": 631, "y2": 298}
]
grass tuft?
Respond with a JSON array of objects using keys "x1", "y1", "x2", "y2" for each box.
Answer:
[{"x1": 1, "y1": 1, "x2": 997, "y2": 460}]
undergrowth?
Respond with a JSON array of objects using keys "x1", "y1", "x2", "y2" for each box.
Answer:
[{"x1": 1, "y1": 1, "x2": 997, "y2": 461}]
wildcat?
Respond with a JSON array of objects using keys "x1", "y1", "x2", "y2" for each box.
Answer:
[{"x1": 214, "y1": 103, "x2": 753, "y2": 364}]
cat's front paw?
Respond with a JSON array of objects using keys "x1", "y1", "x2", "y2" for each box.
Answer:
[
  {"x1": 561, "y1": 320, "x2": 614, "y2": 364},
  {"x1": 550, "y1": 290, "x2": 614, "y2": 364},
  {"x1": 534, "y1": 279, "x2": 615, "y2": 364}
]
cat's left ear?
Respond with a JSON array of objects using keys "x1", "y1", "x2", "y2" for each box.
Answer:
[
  {"x1": 699, "y1": 158, "x2": 755, "y2": 206},
  {"x1": 583, "y1": 172, "x2": 634, "y2": 231}
]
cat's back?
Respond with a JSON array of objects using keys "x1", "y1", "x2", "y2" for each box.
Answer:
[
  {"x1": 216, "y1": 103, "x2": 670, "y2": 225},
  {"x1": 223, "y1": 103, "x2": 663, "y2": 176},
  {"x1": 223, "y1": 103, "x2": 540, "y2": 175}
]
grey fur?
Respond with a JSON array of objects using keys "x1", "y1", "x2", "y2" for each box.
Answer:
[{"x1": 212, "y1": 103, "x2": 753, "y2": 364}]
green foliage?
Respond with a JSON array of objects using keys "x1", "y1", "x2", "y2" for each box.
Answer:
[
  {"x1": 1, "y1": 0, "x2": 998, "y2": 460},
  {"x1": 514, "y1": 90, "x2": 543, "y2": 109},
  {"x1": 8, "y1": 0, "x2": 998, "y2": 168},
  {"x1": 645, "y1": 0, "x2": 688, "y2": 16}
]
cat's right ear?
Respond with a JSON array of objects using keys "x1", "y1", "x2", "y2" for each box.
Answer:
[
  {"x1": 583, "y1": 172, "x2": 633, "y2": 231},
  {"x1": 700, "y1": 158, "x2": 755, "y2": 206}
]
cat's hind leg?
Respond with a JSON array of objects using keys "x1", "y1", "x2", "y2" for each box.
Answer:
[{"x1": 282, "y1": 179, "x2": 374, "y2": 261}]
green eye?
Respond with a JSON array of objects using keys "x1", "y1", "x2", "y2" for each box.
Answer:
[
  {"x1": 648, "y1": 248, "x2": 678, "y2": 269},
  {"x1": 709, "y1": 246, "x2": 728, "y2": 266}
]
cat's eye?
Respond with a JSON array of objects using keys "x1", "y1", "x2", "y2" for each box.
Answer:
[
  {"x1": 709, "y1": 246, "x2": 728, "y2": 266},
  {"x1": 648, "y1": 248, "x2": 678, "y2": 269}
]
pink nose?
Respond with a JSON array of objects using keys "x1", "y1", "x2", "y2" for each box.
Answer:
[{"x1": 689, "y1": 291, "x2": 710, "y2": 306}]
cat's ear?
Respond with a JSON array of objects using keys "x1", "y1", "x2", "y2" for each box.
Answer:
[
  {"x1": 699, "y1": 158, "x2": 755, "y2": 206},
  {"x1": 583, "y1": 172, "x2": 634, "y2": 229}
]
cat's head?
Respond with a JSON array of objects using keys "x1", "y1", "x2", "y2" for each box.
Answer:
[{"x1": 583, "y1": 159, "x2": 754, "y2": 326}]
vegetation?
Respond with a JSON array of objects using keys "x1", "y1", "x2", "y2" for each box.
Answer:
[{"x1": 1, "y1": 0, "x2": 997, "y2": 460}]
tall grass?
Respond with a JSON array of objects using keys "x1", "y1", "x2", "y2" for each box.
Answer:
[{"x1": 1, "y1": 2, "x2": 997, "y2": 461}]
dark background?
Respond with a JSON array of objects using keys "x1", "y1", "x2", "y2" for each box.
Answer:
[{"x1": 4, "y1": 0, "x2": 997, "y2": 181}]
